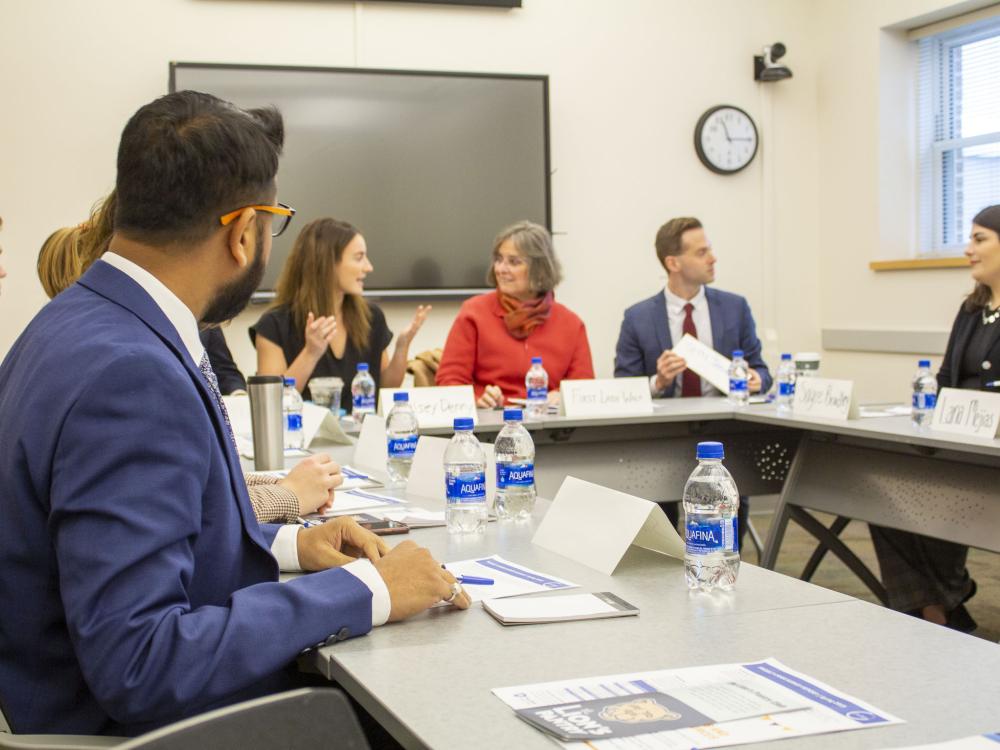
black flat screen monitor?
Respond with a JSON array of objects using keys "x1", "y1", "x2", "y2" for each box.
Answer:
[{"x1": 169, "y1": 62, "x2": 550, "y2": 299}]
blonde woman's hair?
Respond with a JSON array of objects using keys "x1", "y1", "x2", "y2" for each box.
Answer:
[
  {"x1": 272, "y1": 218, "x2": 371, "y2": 350},
  {"x1": 37, "y1": 192, "x2": 118, "y2": 299},
  {"x1": 486, "y1": 220, "x2": 562, "y2": 294}
]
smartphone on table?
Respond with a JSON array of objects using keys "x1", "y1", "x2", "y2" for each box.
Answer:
[{"x1": 352, "y1": 513, "x2": 409, "y2": 535}]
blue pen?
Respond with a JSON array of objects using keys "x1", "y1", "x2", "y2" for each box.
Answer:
[{"x1": 456, "y1": 575, "x2": 494, "y2": 585}]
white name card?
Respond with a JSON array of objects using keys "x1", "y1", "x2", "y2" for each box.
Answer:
[
  {"x1": 406, "y1": 434, "x2": 496, "y2": 504},
  {"x1": 791, "y1": 377, "x2": 859, "y2": 420},
  {"x1": 377, "y1": 386, "x2": 477, "y2": 430},
  {"x1": 671, "y1": 333, "x2": 732, "y2": 394},
  {"x1": 559, "y1": 378, "x2": 653, "y2": 418},
  {"x1": 930, "y1": 388, "x2": 1000, "y2": 439}
]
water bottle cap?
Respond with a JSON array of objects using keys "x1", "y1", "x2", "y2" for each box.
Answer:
[
  {"x1": 283, "y1": 377, "x2": 296, "y2": 387},
  {"x1": 503, "y1": 408, "x2": 523, "y2": 421},
  {"x1": 696, "y1": 441, "x2": 725, "y2": 459},
  {"x1": 393, "y1": 392, "x2": 409, "y2": 402},
  {"x1": 453, "y1": 417, "x2": 474, "y2": 431},
  {"x1": 918, "y1": 359, "x2": 931, "y2": 368},
  {"x1": 357, "y1": 363, "x2": 369, "y2": 372},
  {"x1": 531, "y1": 356, "x2": 543, "y2": 365},
  {"x1": 781, "y1": 353, "x2": 792, "y2": 361},
  {"x1": 732, "y1": 350, "x2": 744, "y2": 358}
]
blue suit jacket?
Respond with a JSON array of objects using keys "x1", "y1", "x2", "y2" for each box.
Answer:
[
  {"x1": 0, "y1": 262, "x2": 372, "y2": 735},
  {"x1": 614, "y1": 287, "x2": 772, "y2": 394}
]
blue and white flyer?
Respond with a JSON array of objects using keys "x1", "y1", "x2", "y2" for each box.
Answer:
[{"x1": 493, "y1": 657, "x2": 903, "y2": 748}]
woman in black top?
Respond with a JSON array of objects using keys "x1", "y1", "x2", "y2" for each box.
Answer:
[
  {"x1": 869, "y1": 204, "x2": 1000, "y2": 632},
  {"x1": 251, "y1": 218, "x2": 429, "y2": 412}
]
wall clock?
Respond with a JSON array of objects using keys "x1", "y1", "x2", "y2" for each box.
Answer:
[{"x1": 694, "y1": 105, "x2": 758, "y2": 175}]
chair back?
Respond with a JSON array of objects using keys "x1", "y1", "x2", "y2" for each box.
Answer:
[{"x1": 407, "y1": 347, "x2": 443, "y2": 387}]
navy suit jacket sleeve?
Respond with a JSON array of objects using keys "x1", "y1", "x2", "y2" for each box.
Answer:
[
  {"x1": 738, "y1": 297, "x2": 772, "y2": 393},
  {"x1": 51, "y1": 350, "x2": 371, "y2": 728},
  {"x1": 614, "y1": 311, "x2": 647, "y2": 377}
]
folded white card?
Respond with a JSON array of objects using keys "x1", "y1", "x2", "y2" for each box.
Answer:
[
  {"x1": 407, "y1": 434, "x2": 496, "y2": 503},
  {"x1": 931, "y1": 387, "x2": 1000, "y2": 438},
  {"x1": 792, "y1": 377, "x2": 859, "y2": 420},
  {"x1": 559, "y1": 378, "x2": 653, "y2": 418},
  {"x1": 671, "y1": 333, "x2": 733, "y2": 394},
  {"x1": 377, "y1": 385, "x2": 477, "y2": 429}
]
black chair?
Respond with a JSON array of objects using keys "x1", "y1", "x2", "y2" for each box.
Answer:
[{"x1": 1, "y1": 688, "x2": 368, "y2": 750}]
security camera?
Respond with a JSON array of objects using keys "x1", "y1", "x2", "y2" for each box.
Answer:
[{"x1": 754, "y1": 42, "x2": 793, "y2": 82}]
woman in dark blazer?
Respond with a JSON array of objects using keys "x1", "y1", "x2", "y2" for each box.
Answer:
[{"x1": 869, "y1": 204, "x2": 1000, "y2": 632}]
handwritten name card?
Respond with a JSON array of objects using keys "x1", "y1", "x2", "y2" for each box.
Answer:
[
  {"x1": 559, "y1": 378, "x2": 653, "y2": 418},
  {"x1": 791, "y1": 377, "x2": 859, "y2": 420},
  {"x1": 930, "y1": 388, "x2": 1000, "y2": 439},
  {"x1": 377, "y1": 386, "x2": 477, "y2": 430},
  {"x1": 671, "y1": 333, "x2": 732, "y2": 394}
]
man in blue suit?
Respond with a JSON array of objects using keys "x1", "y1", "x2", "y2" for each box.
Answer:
[
  {"x1": 0, "y1": 91, "x2": 468, "y2": 737},
  {"x1": 615, "y1": 216, "x2": 771, "y2": 538}
]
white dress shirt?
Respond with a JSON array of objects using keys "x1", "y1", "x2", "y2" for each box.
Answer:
[
  {"x1": 102, "y1": 253, "x2": 391, "y2": 627},
  {"x1": 650, "y1": 284, "x2": 717, "y2": 397}
]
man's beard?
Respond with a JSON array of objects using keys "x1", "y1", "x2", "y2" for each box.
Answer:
[{"x1": 201, "y1": 245, "x2": 266, "y2": 325}]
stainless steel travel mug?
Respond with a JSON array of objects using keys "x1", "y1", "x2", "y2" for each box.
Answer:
[{"x1": 247, "y1": 375, "x2": 284, "y2": 471}]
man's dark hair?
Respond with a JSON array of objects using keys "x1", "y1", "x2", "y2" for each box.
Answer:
[
  {"x1": 114, "y1": 91, "x2": 284, "y2": 246},
  {"x1": 654, "y1": 217, "x2": 702, "y2": 268}
]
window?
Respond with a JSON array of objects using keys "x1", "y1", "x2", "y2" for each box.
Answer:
[{"x1": 917, "y1": 16, "x2": 1000, "y2": 255}]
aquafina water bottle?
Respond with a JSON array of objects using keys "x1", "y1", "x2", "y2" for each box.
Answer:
[
  {"x1": 494, "y1": 408, "x2": 536, "y2": 521},
  {"x1": 385, "y1": 392, "x2": 418, "y2": 486},
  {"x1": 683, "y1": 441, "x2": 740, "y2": 592},
  {"x1": 524, "y1": 356, "x2": 549, "y2": 421},
  {"x1": 776, "y1": 353, "x2": 796, "y2": 415},
  {"x1": 444, "y1": 417, "x2": 488, "y2": 534},
  {"x1": 282, "y1": 377, "x2": 305, "y2": 451},
  {"x1": 351, "y1": 362, "x2": 376, "y2": 422},
  {"x1": 912, "y1": 359, "x2": 938, "y2": 428},
  {"x1": 728, "y1": 350, "x2": 749, "y2": 407}
]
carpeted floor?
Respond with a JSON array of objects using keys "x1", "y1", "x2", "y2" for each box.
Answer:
[{"x1": 745, "y1": 502, "x2": 1000, "y2": 643}]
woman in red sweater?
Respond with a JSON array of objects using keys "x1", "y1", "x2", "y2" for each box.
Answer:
[{"x1": 436, "y1": 221, "x2": 595, "y2": 407}]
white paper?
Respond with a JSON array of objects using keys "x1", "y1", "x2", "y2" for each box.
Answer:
[
  {"x1": 376, "y1": 507, "x2": 446, "y2": 528},
  {"x1": 532, "y1": 477, "x2": 683, "y2": 575},
  {"x1": 338, "y1": 465, "x2": 384, "y2": 491},
  {"x1": 889, "y1": 734, "x2": 1000, "y2": 749},
  {"x1": 792, "y1": 377, "x2": 859, "y2": 420},
  {"x1": 930, "y1": 388, "x2": 1000, "y2": 438},
  {"x1": 407, "y1": 435, "x2": 496, "y2": 503},
  {"x1": 443, "y1": 555, "x2": 577, "y2": 603},
  {"x1": 559, "y1": 378, "x2": 654, "y2": 418},
  {"x1": 377, "y1": 386, "x2": 477, "y2": 429},
  {"x1": 859, "y1": 404, "x2": 911, "y2": 418},
  {"x1": 311, "y1": 488, "x2": 405, "y2": 517},
  {"x1": 671, "y1": 333, "x2": 733, "y2": 394},
  {"x1": 493, "y1": 658, "x2": 903, "y2": 748}
]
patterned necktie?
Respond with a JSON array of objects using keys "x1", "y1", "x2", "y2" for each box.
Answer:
[
  {"x1": 199, "y1": 350, "x2": 238, "y2": 451},
  {"x1": 681, "y1": 303, "x2": 702, "y2": 397}
]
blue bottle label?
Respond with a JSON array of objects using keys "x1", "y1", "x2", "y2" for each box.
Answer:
[
  {"x1": 779, "y1": 382, "x2": 795, "y2": 397},
  {"x1": 387, "y1": 435, "x2": 418, "y2": 458},
  {"x1": 685, "y1": 520, "x2": 723, "y2": 553},
  {"x1": 912, "y1": 392, "x2": 937, "y2": 410},
  {"x1": 353, "y1": 394, "x2": 375, "y2": 410},
  {"x1": 286, "y1": 413, "x2": 303, "y2": 431},
  {"x1": 729, "y1": 378, "x2": 748, "y2": 393},
  {"x1": 527, "y1": 387, "x2": 547, "y2": 400},
  {"x1": 498, "y1": 462, "x2": 534, "y2": 488},
  {"x1": 446, "y1": 471, "x2": 486, "y2": 502},
  {"x1": 723, "y1": 517, "x2": 739, "y2": 553}
]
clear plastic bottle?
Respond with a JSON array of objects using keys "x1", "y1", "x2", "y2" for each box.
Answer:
[
  {"x1": 444, "y1": 417, "x2": 488, "y2": 534},
  {"x1": 776, "y1": 352, "x2": 796, "y2": 415},
  {"x1": 385, "y1": 392, "x2": 419, "y2": 486},
  {"x1": 728, "y1": 350, "x2": 749, "y2": 407},
  {"x1": 351, "y1": 363, "x2": 376, "y2": 423},
  {"x1": 683, "y1": 441, "x2": 740, "y2": 592},
  {"x1": 912, "y1": 359, "x2": 938, "y2": 429},
  {"x1": 494, "y1": 408, "x2": 536, "y2": 521},
  {"x1": 282, "y1": 377, "x2": 305, "y2": 451},
  {"x1": 524, "y1": 356, "x2": 549, "y2": 421}
]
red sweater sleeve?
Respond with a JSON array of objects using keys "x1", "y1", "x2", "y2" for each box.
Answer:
[
  {"x1": 566, "y1": 320, "x2": 596, "y2": 380},
  {"x1": 435, "y1": 305, "x2": 480, "y2": 395}
]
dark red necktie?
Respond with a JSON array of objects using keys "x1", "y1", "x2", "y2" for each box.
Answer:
[{"x1": 681, "y1": 303, "x2": 702, "y2": 397}]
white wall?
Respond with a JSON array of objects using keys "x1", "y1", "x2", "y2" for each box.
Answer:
[{"x1": 0, "y1": 0, "x2": 822, "y2": 384}]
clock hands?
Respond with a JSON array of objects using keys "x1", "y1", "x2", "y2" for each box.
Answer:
[{"x1": 719, "y1": 120, "x2": 732, "y2": 143}]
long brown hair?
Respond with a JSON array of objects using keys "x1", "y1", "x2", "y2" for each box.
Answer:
[{"x1": 272, "y1": 218, "x2": 371, "y2": 350}]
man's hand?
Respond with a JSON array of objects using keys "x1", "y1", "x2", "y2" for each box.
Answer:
[
  {"x1": 654, "y1": 350, "x2": 688, "y2": 392},
  {"x1": 476, "y1": 384, "x2": 504, "y2": 409},
  {"x1": 373, "y1": 541, "x2": 471, "y2": 621},
  {"x1": 748, "y1": 368, "x2": 762, "y2": 394},
  {"x1": 279, "y1": 454, "x2": 343, "y2": 515},
  {"x1": 296, "y1": 517, "x2": 389, "y2": 571}
]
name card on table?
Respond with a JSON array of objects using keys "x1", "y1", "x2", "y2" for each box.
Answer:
[
  {"x1": 532, "y1": 476, "x2": 683, "y2": 575},
  {"x1": 352, "y1": 414, "x2": 389, "y2": 481},
  {"x1": 378, "y1": 386, "x2": 476, "y2": 430},
  {"x1": 930, "y1": 387, "x2": 1000, "y2": 439},
  {"x1": 406, "y1": 434, "x2": 496, "y2": 504},
  {"x1": 791, "y1": 377, "x2": 859, "y2": 420},
  {"x1": 671, "y1": 333, "x2": 732, "y2": 394},
  {"x1": 559, "y1": 378, "x2": 653, "y2": 418},
  {"x1": 223, "y1": 395, "x2": 352, "y2": 459}
]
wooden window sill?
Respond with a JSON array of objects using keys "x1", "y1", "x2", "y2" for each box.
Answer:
[{"x1": 869, "y1": 257, "x2": 969, "y2": 271}]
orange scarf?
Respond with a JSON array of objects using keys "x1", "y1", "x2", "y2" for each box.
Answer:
[{"x1": 499, "y1": 291, "x2": 554, "y2": 340}]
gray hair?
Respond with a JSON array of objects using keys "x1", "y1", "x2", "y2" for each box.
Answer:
[{"x1": 486, "y1": 220, "x2": 563, "y2": 294}]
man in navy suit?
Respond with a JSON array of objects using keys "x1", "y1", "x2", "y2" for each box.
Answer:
[
  {"x1": 614, "y1": 216, "x2": 772, "y2": 538},
  {"x1": 0, "y1": 91, "x2": 468, "y2": 737}
]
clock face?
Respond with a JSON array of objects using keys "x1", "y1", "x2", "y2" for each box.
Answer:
[{"x1": 694, "y1": 106, "x2": 758, "y2": 174}]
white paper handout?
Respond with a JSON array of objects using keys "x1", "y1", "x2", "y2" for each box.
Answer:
[
  {"x1": 671, "y1": 333, "x2": 733, "y2": 394},
  {"x1": 311, "y1": 488, "x2": 405, "y2": 518},
  {"x1": 443, "y1": 555, "x2": 578, "y2": 603},
  {"x1": 493, "y1": 658, "x2": 903, "y2": 748}
]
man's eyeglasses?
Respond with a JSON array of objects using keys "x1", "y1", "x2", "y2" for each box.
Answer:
[{"x1": 219, "y1": 203, "x2": 296, "y2": 238}]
